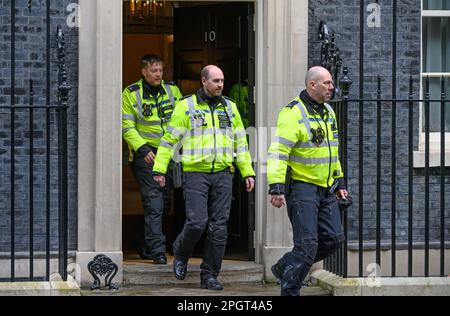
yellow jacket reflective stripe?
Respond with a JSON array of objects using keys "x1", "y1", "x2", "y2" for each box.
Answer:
[
  {"x1": 267, "y1": 97, "x2": 343, "y2": 188},
  {"x1": 122, "y1": 79, "x2": 182, "y2": 159},
  {"x1": 153, "y1": 94, "x2": 255, "y2": 178}
]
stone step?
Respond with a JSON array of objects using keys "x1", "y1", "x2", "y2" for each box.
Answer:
[
  {"x1": 83, "y1": 284, "x2": 331, "y2": 296},
  {"x1": 123, "y1": 259, "x2": 264, "y2": 286}
]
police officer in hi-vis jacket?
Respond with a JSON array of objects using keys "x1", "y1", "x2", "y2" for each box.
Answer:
[
  {"x1": 122, "y1": 54, "x2": 182, "y2": 264},
  {"x1": 267, "y1": 66, "x2": 349, "y2": 296},
  {"x1": 153, "y1": 65, "x2": 255, "y2": 291}
]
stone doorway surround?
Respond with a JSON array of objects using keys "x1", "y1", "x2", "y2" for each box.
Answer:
[
  {"x1": 76, "y1": 0, "x2": 309, "y2": 287},
  {"x1": 77, "y1": 0, "x2": 123, "y2": 287}
]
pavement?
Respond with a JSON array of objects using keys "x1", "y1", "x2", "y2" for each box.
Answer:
[
  {"x1": 81, "y1": 282, "x2": 330, "y2": 296},
  {"x1": 81, "y1": 254, "x2": 331, "y2": 296}
]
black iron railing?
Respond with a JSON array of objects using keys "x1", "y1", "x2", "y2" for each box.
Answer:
[
  {"x1": 1, "y1": 0, "x2": 69, "y2": 282},
  {"x1": 56, "y1": 24, "x2": 70, "y2": 282},
  {"x1": 327, "y1": 74, "x2": 449, "y2": 278},
  {"x1": 320, "y1": 15, "x2": 449, "y2": 278}
]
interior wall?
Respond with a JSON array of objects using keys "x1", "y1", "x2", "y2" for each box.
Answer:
[{"x1": 122, "y1": 34, "x2": 174, "y2": 89}]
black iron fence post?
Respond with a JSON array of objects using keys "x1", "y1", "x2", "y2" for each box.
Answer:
[
  {"x1": 10, "y1": 0, "x2": 16, "y2": 283},
  {"x1": 358, "y1": 1, "x2": 364, "y2": 277},
  {"x1": 45, "y1": 0, "x2": 51, "y2": 281},
  {"x1": 408, "y1": 76, "x2": 414, "y2": 277},
  {"x1": 339, "y1": 67, "x2": 352, "y2": 181},
  {"x1": 440, "y1": 76, "x2": 446, "y2": 277},
  {"x1": 376, "y1": 76, "x2": 381, "y2": 268},
  {"x1": 29, "y1": 79, "x2": 34, "y2": 280},
  {"x1": 424, "y1": 77, "x2": 430, "y2": 277},
  {"x1": 339, "y1": 67, "x2": 352, "y2": 278},
  {"x1": 56, "y1": 26, "x2": 70, "y2": 281},
  {"x1": 391, "y1": 0, "x2": 398, "y2": 277}
]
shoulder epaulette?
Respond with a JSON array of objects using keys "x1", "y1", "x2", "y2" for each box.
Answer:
[
  {"x1": 164, "y1": 80, "x2": 176, "y2": 86},
  {"x1": 223, "y1": 96, "x2": 235, "y2": 103},
  {"x1": 180, "y1": 94, "x2": 193, "y2": 101},
  {"x1": 127, "y1": 84, "x2": 140, "y2": 92},
  {"x1": 286, "y1": 100, "x2": 299, "y2": 108}
]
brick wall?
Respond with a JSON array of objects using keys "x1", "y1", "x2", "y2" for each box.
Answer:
[
  {"x1": 309, "y1": 0, "x2": 450, "y2": 245},
  {"x1": 0, "y1": 0, "x2": 78, "y2": 253}
]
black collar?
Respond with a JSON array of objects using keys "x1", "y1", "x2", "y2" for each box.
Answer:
[
  {"x1": 142, "y1": 78, "x2": 166, "y2": 100},
  {"x1": 299, "y1": 90, "x2": 328, "y2": 117},
  {"x1": 196, "y1": 88, "x2": 223, "y2": 109}
]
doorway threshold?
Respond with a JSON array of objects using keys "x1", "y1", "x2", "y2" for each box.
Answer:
[{"x1": 124, "y1": 255, "x2": 264, "y2": 286}]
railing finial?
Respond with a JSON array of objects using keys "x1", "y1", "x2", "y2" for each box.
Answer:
[
  {"x1": 339, "y1": 67, "x2": 353, "y2": 100},
  {"x1": 56, "y1": 26, "x2": 71, "y2": 105}
]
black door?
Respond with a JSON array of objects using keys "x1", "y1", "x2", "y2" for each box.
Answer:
[{"x1": 174, "y1": 2, "x2": 255, "y2": 260}]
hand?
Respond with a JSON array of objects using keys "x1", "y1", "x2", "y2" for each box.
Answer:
[
  {"x1": 153, "y1": 175, "x2": 166, "y2": 187},
  {"x1": 245, "y1": 177, "x2": 255, "y2": 192},
  {"x1": 270, "y1": 194, "x2": 286, "y2": 208},
  {"x1": 145, "y1": 151, "x2": 156, "y2": 165},
  {"x1": 336, "y1": 189, "x2": 348, "y2": 200}
]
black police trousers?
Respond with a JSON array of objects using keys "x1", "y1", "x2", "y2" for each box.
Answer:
[
  {"x1": 131, "y1": 152, "x2": 173, "y2": 257},
  {"x1": 276, "y1": 181, "x2": 345, "y2": 296},
  {"x1": 173, "y1": 170, "x2": 233, "y2": 281}
]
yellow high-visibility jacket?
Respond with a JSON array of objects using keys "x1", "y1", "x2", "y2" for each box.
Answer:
[
  {"x1": 122, "y1": 79, "x2": 182, "y2": 160},
  {"x1": 153, "y1": 93, "x2": 255, "y2": 178},
  {"x1": 267, "y1": 97, "x2": 343, "y2": 189}
]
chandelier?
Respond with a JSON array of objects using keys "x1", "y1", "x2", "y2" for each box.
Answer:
[{"x1": 128, "y1": 0, "x2": 166, "y2": 20}]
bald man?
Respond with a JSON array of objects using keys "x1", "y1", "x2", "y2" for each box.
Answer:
[
  {"x1": 267, "y1": 66, "x2": 349, "y2": 296},
  {"x1": 153, "y1": 65, "x2": 255, "y2": 290}
]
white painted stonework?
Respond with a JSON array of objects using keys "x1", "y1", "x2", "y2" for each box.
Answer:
[
  {"x1": 256, "y1": 0, "x2": 309, "y2": 279},
  {"x1": 77, "y1": 0, "x2": 123, "y2": 287}
]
